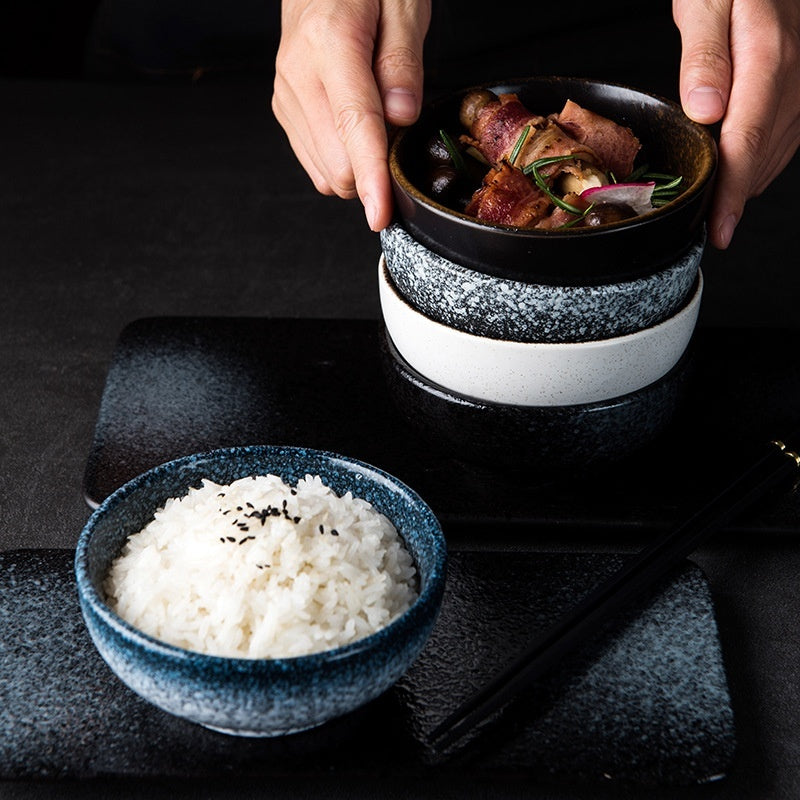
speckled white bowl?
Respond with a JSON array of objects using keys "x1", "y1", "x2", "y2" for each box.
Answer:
[
  {"x1": 378, "y1": 256, "x2": 702, "y2": 407},
  {"x1": 381, "y1": 222, "x2": 704, "y2": 343}
]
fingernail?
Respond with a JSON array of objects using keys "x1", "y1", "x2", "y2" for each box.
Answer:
[
  {"x1": 383, "y1": 88, "x2": 418, "y2": 121},
  {"x1": 363, "y1": 195, "x2": 378, "y2": 230},
  {"x1": 718, "y1": 214, "x2": 737, "y2": 248},
  {"x1": 687, "y1": 87, "x2": 724, "y2": 120}
]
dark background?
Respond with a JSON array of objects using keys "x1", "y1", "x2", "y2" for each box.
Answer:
[{"x1": 1, "y1": 2, "x2": 799, "y2": 799}]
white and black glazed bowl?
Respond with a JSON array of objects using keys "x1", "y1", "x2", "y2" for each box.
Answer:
[
  {"x1": 381, "y1": 222, "x2": 704, "y2": 343},
  {"x1": 378, "y1": 256, "x2": 702, "y2": 408},
  {"x1": 75, "y1": 445, "x2": 447, "y2": 737}
]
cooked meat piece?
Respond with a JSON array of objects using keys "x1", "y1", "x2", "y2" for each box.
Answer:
[
  {"x1": 461, "y1": 93, "x2": 547, "y2": 165},
  {"x1": 553, "y1": 99, "x2": 641, "y2": 179},
  {"x1": 533, "y1": 193, "x2": 591, "y2": 229},
  {"x1": 508, "y1": 119, "x2": 599, "y2": 174},
  {"x1": 464, "y1": 162, "x2": 552, "y2": 227}
]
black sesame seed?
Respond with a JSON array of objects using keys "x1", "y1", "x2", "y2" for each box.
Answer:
[
  {"x1": 331, "y1": 529, "x2": 339, "y2": 536},
  {"x1": 293, "y1": 516, "x2": 301, "y2": 524},
  {"x1": 319, "y1": 524, "x2": 324, "y2": 534},
  {"x1": 246, "y1": 502, "x2": 254, "y2": 508},
  {"x1": 290, "y1": 489, "x2": 297, "y2": 495},
  {"x1": 226, "y1": 536, "x2": 236, "y2": 542}
]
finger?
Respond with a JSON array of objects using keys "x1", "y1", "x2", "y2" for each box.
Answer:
[
  {"x1": 273, "y1": 70, "x2": 360, "y2": 200},
  {"x1": 373, "y1": 0, "x2": 431, "y2": 127},
  {"x1": 271, "y1": 84, "x2": 335, "y2": 195},
  {"x1": 330, "y1": 90, "x2": 393, "y2": 230},
  {"x1": 707, "y1": 49, "x2": 783, "y2": 248},
  {"x1": 323, "y1": 42, "x2": 395, "y2": 229},
  {"x1": 673, "y1": 0, "x2": 732, "y2": 124}
]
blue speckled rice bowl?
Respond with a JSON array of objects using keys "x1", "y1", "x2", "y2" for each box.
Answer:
[{"x1": 75, "y1": 445, "x2": 446, "y2": 737}]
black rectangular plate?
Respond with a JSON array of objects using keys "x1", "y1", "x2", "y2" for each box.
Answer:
[
  {"x1": 83, "y1": 318, "x2": 800, "y2": 539},
  {"x1": 0, "y1": 548, "x2": 734, "y2": 785}
]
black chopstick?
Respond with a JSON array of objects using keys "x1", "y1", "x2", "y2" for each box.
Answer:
[{"x1": 427, "y1": 437, "x2": 800, "y2": 753}]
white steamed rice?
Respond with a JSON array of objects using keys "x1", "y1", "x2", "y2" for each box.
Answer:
[{"x1": 104, "y1": 473, "x2": 419, "y2": 659}]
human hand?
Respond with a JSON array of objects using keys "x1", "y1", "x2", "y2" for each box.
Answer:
[
  {"x1": 674, "y1": 0, "x2": 800, "y2": 249},
  {"x1": 272, "y1": 0, "x2": 431, "y2": 231}
]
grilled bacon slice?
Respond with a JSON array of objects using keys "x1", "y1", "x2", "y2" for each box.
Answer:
[
  {"x1": 460, "y1": 92, "x2": 546, "y2": 165},
  {"x1": 553, "y1": 99, "x2": 640, "y2": 179},
  {"x1": 460, "y1": 92, "x2": 599, "y2": 172},
  {"x1": 464, "y1": 162, "x2": 553, "y2": 227}
]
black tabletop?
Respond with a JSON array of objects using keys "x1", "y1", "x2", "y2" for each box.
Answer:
[{"x1": 2, "y1": 21, "x2": 800, "y2": 799}]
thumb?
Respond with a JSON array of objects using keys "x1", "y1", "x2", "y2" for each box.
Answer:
[
  {"x1": 373, "y1": 1, "x2": 431, "y2": 126},
  {"x1": 673, "y1": 0, "x2": 732, "y2": 124}
]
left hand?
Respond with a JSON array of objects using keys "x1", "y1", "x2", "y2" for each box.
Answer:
[{"x1": 673, "y1": 0, "x2": 800, "y2": 249}]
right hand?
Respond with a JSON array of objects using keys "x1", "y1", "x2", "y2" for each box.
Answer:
[{"x1": 272, "y1": 0, "x2": 432, "y2": 231}]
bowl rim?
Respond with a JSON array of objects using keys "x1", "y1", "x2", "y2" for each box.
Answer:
[
  {"x1": 75, "y1": 444, "x2": 447, "y2": 668},
  {"x1": 389, "y1": 75, "x2": 718, "y2": 238},
  {"x1": 381, "y1": 220, "x2": 706, "y2": 296}
]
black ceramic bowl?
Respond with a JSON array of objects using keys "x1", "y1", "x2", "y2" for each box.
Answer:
[
  {"x1": 379, "y1": 328, "x2": 693, "y2": 474},
  {"x1": 389, "y1": 77, "x2": 717, "y2": 286}
]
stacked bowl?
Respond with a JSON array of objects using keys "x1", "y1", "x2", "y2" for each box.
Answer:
[{"x1": 380, "y1": 78, "x2": 717, "y2": 471}]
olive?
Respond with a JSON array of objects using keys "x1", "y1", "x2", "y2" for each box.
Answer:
[
  {"x1": 429, "y1": 164, "x2": 460, "y2": 202},
  {"x1": 583, "y1": 202, "x2": 637, "y2": 227},
  {"x1": 425, "y1": 134, "x2": 452, "y2": 166}
]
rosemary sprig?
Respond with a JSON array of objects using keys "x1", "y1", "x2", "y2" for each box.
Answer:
[
  {"x1": 558, "y1": 214, "x2": 590, "y2": 229},
  {"x1": 651, "y1": 174, "x2": 684, "y2": 207},
  {"x1": 508, "y1": 125, "x2": 531, "y2": 167},
  {"x1": 644, "y1": 171, "x2": 681, "y2": 182},
  {"x1": 522, "y1": 154, "x2": 588, "y2": 216},
  {"x1": 438, "y1": 128, "x2": 465, "y2": 172},
  {"x1": 651, "y1": 175, "x2": 683, "y2": 194},
  {"x1": 621, "y1": 164, "x2": 685, "y2": 207}
]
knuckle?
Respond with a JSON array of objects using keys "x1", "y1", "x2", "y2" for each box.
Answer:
[
  {"x1": 682, "y1": 42, "x2": 732, "y2": 75},
  {"x1": 327, "y1": 158, "x2": 357, "y2": 197},
  {"x1": 333, "y1": 104, "x2": 383, "y2": 144},
  {"x1": 269, "y1": 91, "x2": 281, "y2": 119},
  {"x1": 374, "y1": 45, "x2": 424, "y2": 77},
  {"x1": 303, "y1": 12, "x2": 334, "y2": 47},
  {"x1": 721, "y1": 123, "x2": 770, "y2": 172},
  {"x1": 312, "y1": 176, "x2": 335, "y2": 196}
]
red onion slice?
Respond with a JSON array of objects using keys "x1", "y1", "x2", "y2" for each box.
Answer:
[{"x1": 580, "y1": 182, "x2": 656, "y2": 215}]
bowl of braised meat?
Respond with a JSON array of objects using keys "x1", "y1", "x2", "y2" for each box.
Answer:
[{"x1": 389, "y1": 77, "x2": 717, "y2": 286}]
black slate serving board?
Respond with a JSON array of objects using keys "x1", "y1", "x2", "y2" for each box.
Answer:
[
  {"x1": 83, "y1": 318, "x2": 800, "y2": 538},
  {"x1": 0, "y1": 548, "x2": 735, "y2": 785}
]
